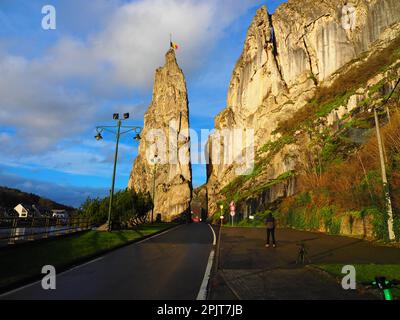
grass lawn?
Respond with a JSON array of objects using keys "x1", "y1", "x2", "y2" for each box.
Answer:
[
  {"x1": 0, "y1": 223, "x2": 176, "y2": 290},
  {"x1": 316, "y1": 264, "x2": 400, "y2": 298}
]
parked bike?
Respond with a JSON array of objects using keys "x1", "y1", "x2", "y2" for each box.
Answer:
[{"x1": 362, "y1": 277, "x2": 400, "y2": 300}]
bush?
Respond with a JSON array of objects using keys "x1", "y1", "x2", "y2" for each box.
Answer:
[
  {"x1": 329, "y1": 216, "x2": 342, "y2": 235},
  {"x1": 296, "y1": 192, "x2": 311, "y2": 206},
  {"x1": 79, "y1": 189, "x2": 152, "y2": 227},
  {"x1": 236, "y1": 211, "x2": 273, "y2": 227},
  {"x1": 368, "y1": 207, "x2": 390, "y2": 241}
]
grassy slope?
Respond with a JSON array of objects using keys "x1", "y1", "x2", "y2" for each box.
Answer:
[
  {"x1": 0, "y1": 223, "x2": 175, "y2": 290},
  {"x1": 316, "y1": 264, "x2": 400, "y2": 298}
]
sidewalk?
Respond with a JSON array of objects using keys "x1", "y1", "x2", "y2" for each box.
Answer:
[{"x1": 209, "y1": 227, "x2": 400, "y2": 300}]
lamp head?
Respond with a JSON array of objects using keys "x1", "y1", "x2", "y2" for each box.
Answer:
[
  {"x1": 95, "y1": 132, "x2": 103, "y2": 141},
  {"x1": 113, "y1": 113, "x2": 119, "y2": 120}
]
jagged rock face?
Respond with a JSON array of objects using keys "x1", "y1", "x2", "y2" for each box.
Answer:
[
  {"x1": 207, "y1": 0, "x2": 400, "y2": 214},
  {"x1": 128, "y1": 50, "x2": 192, "y2": 222}
]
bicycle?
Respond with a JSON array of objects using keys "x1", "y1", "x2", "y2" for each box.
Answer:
[
  {"x1": 362, "y1": 277, "x2": 400, "y2": 300},
  {"x1": 296, "y1": 241, "x2": 311, "y2": 264}
]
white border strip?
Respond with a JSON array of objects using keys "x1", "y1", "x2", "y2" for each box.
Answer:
[
  {"x1": 196, "y1": 224, "x2": 217, "y2": 300},
  {"x1": 135, "y1": 224, "x2": 182, "y2": 245},
  {"x1": 209, "y1": 224, "x2": 216, "y2": 246},
  {"x1": 0, "y1": 224, "x2": 182, "y2": 298}
]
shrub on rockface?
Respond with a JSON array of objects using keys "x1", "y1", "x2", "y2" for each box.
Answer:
[
  {"x1": 282, "y1": 110, "x2": 400, "y2": 240},
  {"x1": 237, "y1": 211, "x2": 272, "y2": 227},
  {"x1": 367, "y1": 207, "x2": 400, "y2": 241}
]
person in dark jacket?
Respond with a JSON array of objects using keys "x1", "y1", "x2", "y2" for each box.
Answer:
[{"x1": 265, "y1": 212, "x2": 276, "y2": 248}]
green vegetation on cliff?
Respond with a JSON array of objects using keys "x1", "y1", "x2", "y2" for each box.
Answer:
[{"x1": 215, "y1": 34, "x2": 400, "y2": 241}]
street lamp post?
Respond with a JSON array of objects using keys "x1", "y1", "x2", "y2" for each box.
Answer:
[{"x1": 95, "y1": 113, "x2": 142, "y2": 232}]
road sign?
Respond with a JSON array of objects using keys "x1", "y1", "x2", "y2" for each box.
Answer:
[
  {"x1": 230, "y1": 211, "x2": 235, "y2": 217},
  {"x1": 229, "y1": 201, "x2": 235, "y2": 211}
]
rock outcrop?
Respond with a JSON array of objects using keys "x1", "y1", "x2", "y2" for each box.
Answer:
[
  {"x1": 207, "y1": 0, "x2": 400, "y2": 215},
  {"x1": 128, "y1": 49, "x2": 192, "y2": 222}
]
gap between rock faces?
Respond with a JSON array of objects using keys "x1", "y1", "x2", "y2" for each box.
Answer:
[{"x1": 209, "y1": 227, "x2": 400, "y2": 300}]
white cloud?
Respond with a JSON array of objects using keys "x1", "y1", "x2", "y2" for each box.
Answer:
[
  {"x1": 0, "y1": 0, "x2": 262, "y2": 178},
  {"x1": 0, "y1": 0, "x2": 261, "y2": 145},
  {"x1": 40, "y1": 0, "x2": 263, "y2": 90},
  {"x1": 0, "y1": 138, "x2": 137, "y2": 177}
]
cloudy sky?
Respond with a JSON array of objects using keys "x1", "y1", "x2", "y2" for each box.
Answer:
[{"x1": 0, "y1": 0, "x2": 286, "y2": 207}]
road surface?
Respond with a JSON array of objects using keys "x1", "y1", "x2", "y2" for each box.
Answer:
[
  {"x1": 210, "y1": 227, "x2": 400, "y2": 300},
  {"x1": 1, "y1": 223, "x2": 213, "y2": 300}
]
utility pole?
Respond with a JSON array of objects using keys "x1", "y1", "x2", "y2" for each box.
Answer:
[{"x1": 373, "y1": 108, "x2": 396, "y2": 241}]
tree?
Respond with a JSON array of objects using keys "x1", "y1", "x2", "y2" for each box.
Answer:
[{"x1": 78, "y1": 189, "x2": 153, "y2": 228}]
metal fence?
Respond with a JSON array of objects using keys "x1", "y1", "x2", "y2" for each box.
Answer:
[{"x1": 0, "y1": 217, "x2": 92, "y2": 246}]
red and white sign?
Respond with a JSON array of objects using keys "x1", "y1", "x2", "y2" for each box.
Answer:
[{"x1": 229, "y1": 201, "x2": 236, "y2": 216}]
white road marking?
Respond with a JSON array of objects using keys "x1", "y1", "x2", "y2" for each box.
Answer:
[
  {"x1": 0, "y1": 224, "x2": 182, "y2": 298},
  {"x1": 0, "y1": 280, "x2": 42, "y2": 298},
  {"x1": 196, "y1": 249, "x2": 215, "y2": 300},
  {"x1": 0, "y1": 256, "x2": 105, "y2": 298},
  {"x1": 196, "y1": 224, "x2": 217, "y2": 300},
  {"x1": 134, "y1": 224, "x2": 182, "y2": 245},
  {"x1": 208, "y1": 224, "x2": 216, "y2": 245},
  {"x1": 61, "y1": 256, "x2": 104, "y2": 275}
]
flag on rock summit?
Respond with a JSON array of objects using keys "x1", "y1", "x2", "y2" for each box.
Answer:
[{"x1": 170, "y1": 42, "x2": 179, "y2": 50}]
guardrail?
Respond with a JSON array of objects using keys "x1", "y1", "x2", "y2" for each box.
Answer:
[{"x1": 0, "y1": 217, "x2": 92, "y2": 246}]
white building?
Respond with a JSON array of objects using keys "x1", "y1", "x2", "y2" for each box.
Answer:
[{"x1": 14, "y1": 204, "x2": 30, "y2": 218}]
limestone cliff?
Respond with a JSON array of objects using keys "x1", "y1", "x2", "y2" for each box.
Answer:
[
  {"x1": 128, "y1": 49, "x2": 192, "y2": 222},
  {"x1": 207, "y1": 0, "x2": 400, "y2": 216}
]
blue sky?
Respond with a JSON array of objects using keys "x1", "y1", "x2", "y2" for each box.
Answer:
[{"x1": 0, "y1": 0, "x2": 286, "y2": 207}]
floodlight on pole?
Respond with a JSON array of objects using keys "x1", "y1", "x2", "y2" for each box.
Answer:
[
  {"x1": 95, "y1": 131, "x2": 103, "y2": 141},
  {"x1": 95, "y1": 113, "x2": 143, "y2": 232}
]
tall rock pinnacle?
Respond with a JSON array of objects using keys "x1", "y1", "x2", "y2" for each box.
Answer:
[{"x1": 128, "y1": 49, "x2": 192, "y2": 222}]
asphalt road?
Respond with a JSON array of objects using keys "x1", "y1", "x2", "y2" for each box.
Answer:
[
  {"x1": 210, "y1": 227, "x2": 400, "y2": 300},
  {"x1": 1, "y1": 223, "x2": 213, "y2": 300}
]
